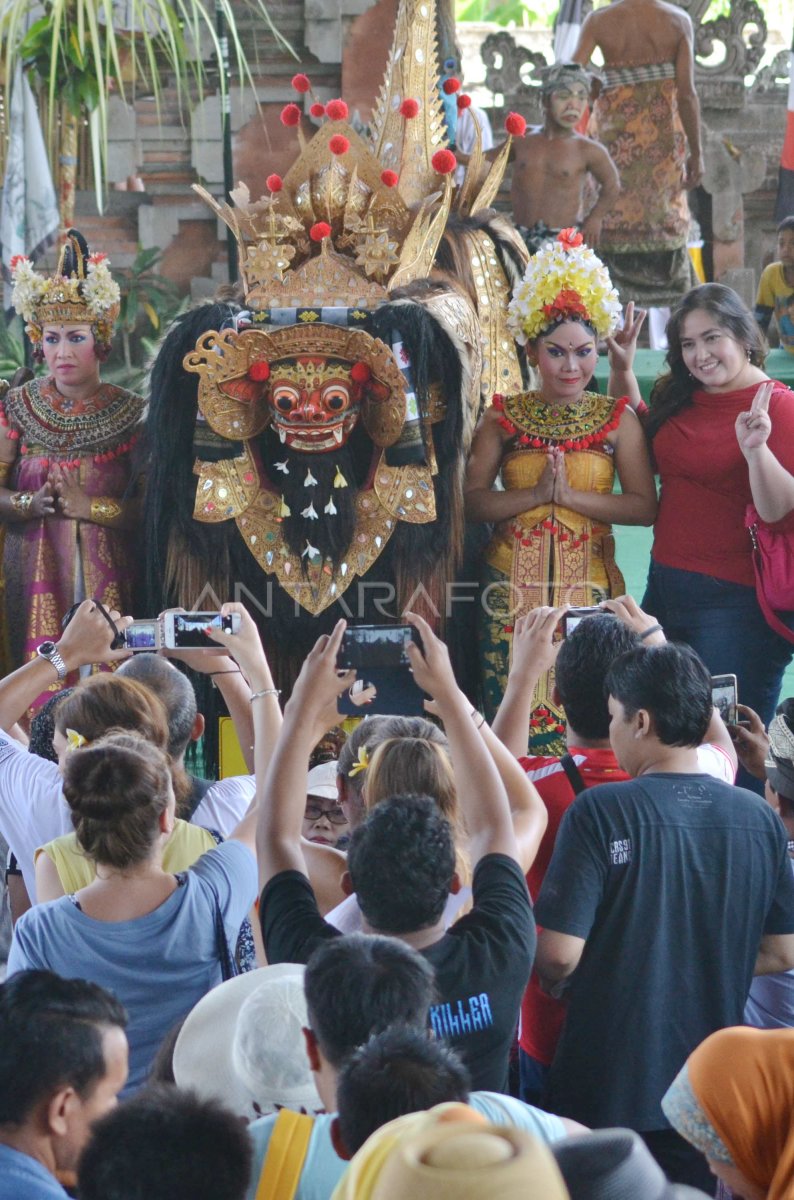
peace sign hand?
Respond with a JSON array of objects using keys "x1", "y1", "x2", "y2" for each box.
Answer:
[{"x1": 735, "y1": 380, "x2": 774, "y2": 458}]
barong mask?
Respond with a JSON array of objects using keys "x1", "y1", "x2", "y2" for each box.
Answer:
[{"x1": 175, "y1": 0, "x2": 531, "y2": 619}]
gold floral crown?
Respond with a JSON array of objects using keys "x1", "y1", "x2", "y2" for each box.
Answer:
[
  {"x1": 11, "y1": 229, "x2": 121, "y2": 347},
  {"x1": 507, "y1": 228, "x2": 622, "y2": 343}
]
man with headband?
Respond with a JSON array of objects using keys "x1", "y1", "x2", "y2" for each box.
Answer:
[{"x1": 511, "y1": 62, "x2": 620, "y2": 256}]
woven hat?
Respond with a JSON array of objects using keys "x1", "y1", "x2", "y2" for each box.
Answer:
[
  {"x1": 552, "y1": 1128, "x2": 713, "y2": 1200},
  {"x1": 332, "y1": 1104, "x2": 570, "y2": 1200},
  {"x1": 172, "y1": 964, "x2": 323, "y2": 1121}
]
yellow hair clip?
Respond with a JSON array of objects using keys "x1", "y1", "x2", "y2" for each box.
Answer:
[
  {"x1": 65, "y1": 728, "x2": 88, "y2": 752},
  {"x1": 348, "y1": 744, "x2": 369, "y2": 777}
]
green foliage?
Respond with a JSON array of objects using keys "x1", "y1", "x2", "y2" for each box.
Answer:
[
  {"x1": 0, "y1": 0, "x2": 297, "y2": 212},
  {"x1": 103, "y1": 245, "x2": 189, "y2": 392},
  {"x1": 0, "y1": 317, "x2": 27, "y2": 379}
]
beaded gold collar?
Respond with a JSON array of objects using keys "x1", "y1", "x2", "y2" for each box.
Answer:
[{"x1": 493, "y1": 391, "x2": 627, "y2": 450}]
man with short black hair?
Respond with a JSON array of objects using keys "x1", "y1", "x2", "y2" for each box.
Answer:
[
  {"x1": 77, "y1": 1085, "x2": 252, "y2": 1200},
  {"x1": 0, "y1": 970, "x2": 128, "y2": 1200},
  {"x1": 494, "y1": 597, "x2": 737, "y2": 1106},
  {"x1": 337, "y1": 1027, "x2": 472, "y2": 1156},
  {"x1": 245, "y1": 934, "x2": 579, "y2": 1200},
  {"x1": 258, "y1": 616, "x2": 537, "y2": 1094},
  {"x1": 535, "y1": 641, "x2": 794, "y2": 1191}
]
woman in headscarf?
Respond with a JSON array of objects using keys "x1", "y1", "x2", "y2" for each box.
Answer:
[{"x1": 662, "y1": 1025, "x2": 794, "y2": 1200}]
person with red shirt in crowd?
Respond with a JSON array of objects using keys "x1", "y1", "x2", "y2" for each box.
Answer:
[
  {"x1": 492, "y1": 594, "x2": 737, "y2": 1107},
  {"x1": 612, "y1": 283, "x2": 794, "y2": 792}
]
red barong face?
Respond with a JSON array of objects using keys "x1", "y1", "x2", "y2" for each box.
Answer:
[{"x1": 268, "y1": 355, "x2": 360, "y2": 451}]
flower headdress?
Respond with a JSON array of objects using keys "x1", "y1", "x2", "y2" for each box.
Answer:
[
  {"x1": 507, "y1": 228, "x2": 621, "y2": 344},
  {"x1": 11, "y1": 229, "x2": 121, "y2": 357}
]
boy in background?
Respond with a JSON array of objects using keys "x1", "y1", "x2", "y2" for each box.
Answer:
[
  {"x1": 755, "y1": 216, "x2": 794, "y2": 354},
  {"x1": 511, "y1": 63, "x2": 620, "y2": 254}
]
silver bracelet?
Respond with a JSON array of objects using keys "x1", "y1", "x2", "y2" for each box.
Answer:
[{"x1": 250, "y1": 687, "x2": 281, "y2": 702}]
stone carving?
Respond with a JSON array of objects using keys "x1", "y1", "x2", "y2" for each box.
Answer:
[
  {"x1": 750, "y1": 48, "x2": 791, "y2": 100},
  {"x1": 481, "y1": 31, "x2": 548, "y2": 107},
  {"x1": 479, "y1": 0, "x2": 775, "y2": 115}
]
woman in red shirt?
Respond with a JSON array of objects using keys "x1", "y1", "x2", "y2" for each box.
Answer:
[{"x1": 643, "y1": 284, "x2": 794, "y2": 772}]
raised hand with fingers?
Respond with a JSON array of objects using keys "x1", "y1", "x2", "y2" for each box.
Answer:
[
  {"x1": 735, "y1": 380, "x2": 774, "y2": 458},
  {"x1": 404, "y1": 611, "x2": 461, "y2": 711},
  {"x1": 600, "y1": 594, "x2": 666, "y2": 644},
  {"x1": 728, "y1": 704, "x2": 769, "y2": 782},
  {"x1": 511, "y1": 606, "x2": 567, "y2": 682},
  {"x1": 605, "y1": 301, "x2": 647, "y2": 375}
]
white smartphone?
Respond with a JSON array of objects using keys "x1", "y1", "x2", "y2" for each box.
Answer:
[{"x1": 162, "y1": 611, "x2": 241, "y2": 649}]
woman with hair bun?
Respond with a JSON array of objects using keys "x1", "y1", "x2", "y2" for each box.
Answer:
[
  {"x1": 637, "y1": 283, "x2": 794, "y2": 746},
  {"x1": 8, "y1": 724, "x2": 259, "y2": 1094},
  {"x1": 33, "y1": 673, "x2": 213, "y2": 902}
]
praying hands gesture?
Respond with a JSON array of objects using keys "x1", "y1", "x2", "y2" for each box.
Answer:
[{"x1": 50, "y1": 465, "x2": 91, "y2": 520}]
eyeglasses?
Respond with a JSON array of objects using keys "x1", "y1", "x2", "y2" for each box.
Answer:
[{"x1": 304, "y1": 802, "x2": 348, "y2": 825}]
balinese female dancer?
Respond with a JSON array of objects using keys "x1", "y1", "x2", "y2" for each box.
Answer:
[
  {"x1": 464, "y1": 229, "x2": 657, "y2": 750},
  {"x1": 0, "y1": 231, "x2": 143, "y2": 704}
]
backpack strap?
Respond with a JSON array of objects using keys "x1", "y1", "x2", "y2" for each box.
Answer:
[
  {"x1": 255, "y1": 1110, "x2": 315, "y2": 1200},
  {"x1": 560, "y1": 752, "x2": 587, "y2": 796}
]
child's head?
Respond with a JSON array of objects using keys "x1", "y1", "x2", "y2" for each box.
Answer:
[
  {"x1": 777, "y1": 216, "x2": 794, "y2": 264},
  {"x1": 540, "y1": 62, "x2": 590, "y2": 131}
]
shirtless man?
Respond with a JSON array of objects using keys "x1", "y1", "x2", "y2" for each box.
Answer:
[
  {"x1": 571, "y1": 0, "x2": 703, "y2": 324},
  {"x1": 512, "y1": 63, "x2": 620, "y2": 254},
  {"x1": 573, "y1": 0, "x2": 703, "y2": 190}
]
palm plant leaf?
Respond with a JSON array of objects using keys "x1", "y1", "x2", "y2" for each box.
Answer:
[{"x1": 1, "y1": 0, "x2": 296, "y2": 211}]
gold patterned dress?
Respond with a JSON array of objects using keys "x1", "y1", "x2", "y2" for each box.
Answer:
[
  {"x1": 479, "y1": 391, "x2": 628, "y2": 752},
  {"x1": 1, "y1": 377, "x2": 144, "y2": 705}
]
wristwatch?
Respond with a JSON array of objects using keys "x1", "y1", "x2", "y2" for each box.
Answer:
[{"x1": 36, "y1": 641, "x2": 68, "y2": 680}]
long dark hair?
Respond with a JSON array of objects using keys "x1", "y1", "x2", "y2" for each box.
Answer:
[{"x1": 646, "y1": 284, "x2": 768, "y2": 439}]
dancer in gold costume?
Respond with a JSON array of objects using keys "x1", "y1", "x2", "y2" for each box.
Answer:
[{"x1": 465, "y1": 229, "x2": 657, "y2": 750}]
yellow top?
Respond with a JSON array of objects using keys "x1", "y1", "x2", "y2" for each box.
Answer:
[{"x1": 35, "y1": 819, "x2": 217, "y2": 894}]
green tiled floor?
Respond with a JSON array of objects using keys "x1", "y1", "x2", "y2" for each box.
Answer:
[{"x1": 614, "y1": 523, "x2": 794, "y2": 703}]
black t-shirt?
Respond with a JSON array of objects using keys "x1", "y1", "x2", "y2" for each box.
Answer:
[
  {"x1": 260, "y1": 853, "x2": 535, "y2": 1093},
  {"x1": 534, "y1": 773, "x2": 794, "y2": 1130}
]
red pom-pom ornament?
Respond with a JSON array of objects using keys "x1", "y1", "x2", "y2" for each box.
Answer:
[
  {"x1": 325, "y1": 98, "x2": 349, "y2": 121},
  {"x1": 457, "y1": 93, "x2": 472, "y2": 111},
  {"x1": 399, "y1": 98, "x2": 420, "y2": 119},
  {"x1": 329, "y1": 134, "x2": 350, "y2": 156},
  {"x1": 310, "y1": 222, "x2": 332, "y2": 242},
  {"x1": 280, "y1": 103, "x2": 302, "y2": 128},
  {"x1": 310, "y1": 102, "x2": 326, "y2": 118},
  {"x1": 291, "y1": 73, "x2": 311, "y2": 93},
  {"x1": 380, "y1": 169, "x2": 399, "y2": 188},
  {"x1": 266, "y1": 173, "x2": 283, "y2": 193},
  {"x1": 504, "y1": 112, "x2": 527, "y2": 137},
  {"x1": 431, "y1": 148, "x2": 457, "y2": 175},
  {"x1": 248, "y1": 361, "x2": 271, "y2": 381},
  {"x1": 442, "y1": 77, "x2": 461, "y2": 94},
  {"x1": 350, "y1": 362, "x2": 372, "y2": 383}
]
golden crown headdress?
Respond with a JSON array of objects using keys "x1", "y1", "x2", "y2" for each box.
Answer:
[
  {"x1": 10, "y1": 229, "x2": 121, "y2": 350},
  {"x1": 192, "y1": 0, "x2": 526, "y2": 314}
]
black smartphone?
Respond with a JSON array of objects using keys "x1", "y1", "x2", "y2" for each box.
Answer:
[
  {"x1": 711, "y1": 674, "x2": 738, "y2": 726},
  {"x1": 562, "y1": 606, "x2": 602, "y2": 637},
  {"x1": 336, "y1": 624, "x2": 426, "y2": 716}
]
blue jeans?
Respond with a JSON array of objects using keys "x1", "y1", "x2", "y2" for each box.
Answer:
[
  {"x1": 643, "y1": 561, "x2": 794, "y2": 791},
  {"x1": 518, "y1": 1048, "x2": 551, "y2": 1109}
]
